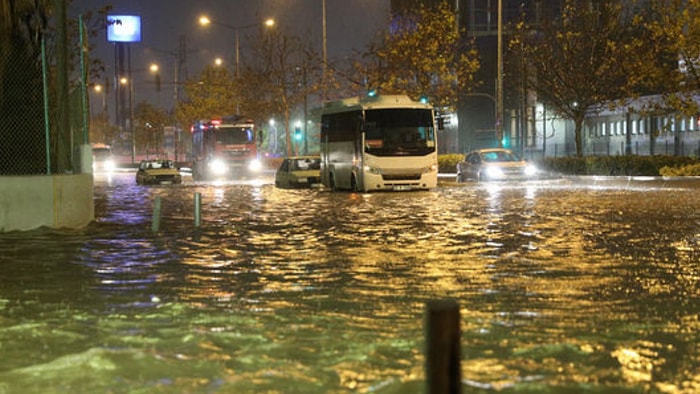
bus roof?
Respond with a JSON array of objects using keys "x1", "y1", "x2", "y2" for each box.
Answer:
[{"x1": 322, "y1": 94, "x2": 433, "y2": 114}]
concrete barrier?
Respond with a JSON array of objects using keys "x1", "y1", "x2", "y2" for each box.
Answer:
[{"x1": 0, "y1": 174, "x2": 94, "y2": 232}]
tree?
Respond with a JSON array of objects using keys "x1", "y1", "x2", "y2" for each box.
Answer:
[
  {"x1": 238, "y1": 28, "x2": 323, "y2": 156},
  {"x1": 134, "y1": 101, "x2": 168, "y2": 156},
  {"x1": 174, "y1": 65, "x2": 238, "y2": 127},
  {"x1": 351, "y1": 2, "x2": 480, "y2": 110},
  {"x1": 512, "y1": 0, "x2": 644, "y2": 157},
  {"x1": 637, "y1": 0, "x2": 700, "y2": 117}
]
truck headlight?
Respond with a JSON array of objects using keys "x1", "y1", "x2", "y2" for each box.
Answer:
[
  {"x1": 248, "y1": 159, "x2": 262, "y2": 172},
  {"x1": 209, "y1": 159, "x2": 228, "y2": 175}
]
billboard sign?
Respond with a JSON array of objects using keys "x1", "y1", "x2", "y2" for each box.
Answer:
[{"x1": 107, "y1": 15, "x2": 142, "y2": 43}]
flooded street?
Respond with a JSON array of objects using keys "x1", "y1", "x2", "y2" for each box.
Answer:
[{"x1": 1, "y1": 173, "x2": 699, "y2": 393}]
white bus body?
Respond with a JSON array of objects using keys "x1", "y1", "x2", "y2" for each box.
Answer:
[{"x1": 320, "y1": 94, "x2": 438, "y2": 192}]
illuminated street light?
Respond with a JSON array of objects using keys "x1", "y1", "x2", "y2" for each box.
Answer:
[
  {"x1": 214, "y1": 57, "x2": 223, "y2": 67},
  {"x1": 198, "y1": 15, "x2": 275, "y2": 78}
]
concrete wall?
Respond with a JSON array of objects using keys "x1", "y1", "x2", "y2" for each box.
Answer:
[{"x1": 0, "y1": 174, "x2": 94, "y2": 232}]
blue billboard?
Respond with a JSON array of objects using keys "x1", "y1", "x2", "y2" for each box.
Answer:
[{"x1": 107, "y1": 15, "x2": 142, "y2": 43}]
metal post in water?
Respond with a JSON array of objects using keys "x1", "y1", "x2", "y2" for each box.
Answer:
[
  {"x1": 425, "y1": 299, "x2": 462, "y2": 394},
  {"x1": 194, "y1": 192, "x2": 201, "y2": 227},
  {"x1": 151, "y1": 196, "x2": 161, "y2": 233}
]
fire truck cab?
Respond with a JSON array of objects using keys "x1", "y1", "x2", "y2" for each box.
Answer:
[{"x1": 191, "y1": 116, "x2": 262, "y2": 180}]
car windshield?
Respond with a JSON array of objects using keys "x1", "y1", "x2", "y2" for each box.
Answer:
[
  {"x1": 482, "y1": 150, "x2": 521, "y2": 163},
  {"x1": 145, "y1": 161, "x2": 173, "y2": 169}
]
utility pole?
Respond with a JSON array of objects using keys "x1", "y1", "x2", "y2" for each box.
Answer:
[{"x1": 496, "y1": 0, "x2": 504, "y2": 148}]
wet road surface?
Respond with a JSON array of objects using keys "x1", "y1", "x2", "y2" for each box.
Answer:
[{"x1": 1, "y1": 172, "x2": 699, "y2": 393}]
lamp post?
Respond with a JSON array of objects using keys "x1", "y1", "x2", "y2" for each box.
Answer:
[
  {"x1": 496, "y1": 0, "x2": 504, "y2": 148},
  {"x1": 198, "y1": 15, "x2": 275, "y2": 78},
  {"x1": 322, "y1": 0, "x2": 327, "y2": 99}
]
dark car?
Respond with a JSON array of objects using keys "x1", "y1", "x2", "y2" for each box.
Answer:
[
  {"x1": 456, "y1": 148, "x2": 539, "y2": 182},
  {"x1": 136, "y1": 159, "x2": 182, "y2": 185},
  {"x1": 274, "y1": 156, "x2": 321, "y2": 188}
]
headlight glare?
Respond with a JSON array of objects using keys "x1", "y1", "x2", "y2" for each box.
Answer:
[
  {"x1": 524, "y1": 164, "x2": 538, "y2": 177},
  {"x1": 485, "y1": 166, "x2": 505, "y2": 179},
  {"x1": 248, "y1": 159, "x2": 263, "y2": 172},
  {"x1": 364, "y1": 165, "x2": 381, "y2": 175},
  {"x1": 210, "y1": 159, "x2": 228, "y2": 175}
]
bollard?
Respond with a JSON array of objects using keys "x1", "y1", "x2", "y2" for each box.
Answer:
[
  {"x1": 425, "y1": 299, "x2": 462, "y2": 394},
  {"x1": 151, "y1": 196, "x2": 162, "y2": 233},
  {"x1": 194, "y1": 192, "x2": 201, "y2": 227}
]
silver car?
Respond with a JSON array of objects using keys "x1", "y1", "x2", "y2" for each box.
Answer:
[
  {"x1": 456, "y1": 148, "x2": 538, "y2": 182},
  {"x1": 274, "y1": 156, "x2": 321, "y2": 189}
]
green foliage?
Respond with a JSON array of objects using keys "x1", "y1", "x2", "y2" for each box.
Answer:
[
  {"x1": 134, "y1": 101, "x2": 169, "y2": 154},
  {"x1": 511, "y1": 1, "x2": 646, "y2": 157},
  {"x1": 438, "y1": 153, "x2": 464, "y2": 173},
  {"x1": 354, "y1": 2, "x2": 479, "y2": 110},
  {"x1": 175, "y1": 65, "x2": 238, "y2": 126},
  {"x1": 660, "y1": 163, "x2": 700, "y2": 176},
  {"x1": 540, "y1": 155, "x2": 700, "y2": 176}
]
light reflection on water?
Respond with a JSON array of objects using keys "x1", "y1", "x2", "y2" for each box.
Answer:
[{"x1": 1, "y1": 175, "x2": 699, "y2": 393}]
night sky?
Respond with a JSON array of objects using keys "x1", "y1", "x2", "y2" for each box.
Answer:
[{"x1": 69, "y1": 0, "x2": 391, "y2": 109}]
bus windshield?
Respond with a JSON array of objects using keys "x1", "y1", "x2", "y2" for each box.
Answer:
[
  {"x1": 363, "y1": 108, "x2": 435, "y2": 156},
  {"x1": 215, "y1": 126, "x2": 254, "y2": 145}
]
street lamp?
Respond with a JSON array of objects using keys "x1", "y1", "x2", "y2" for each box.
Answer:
[
  {"x1": 496, "y1": 0, "x2": 504, "y2": 148},
  {"x1": 198, "y1": 15, "x2": 275, "y2": 78}
]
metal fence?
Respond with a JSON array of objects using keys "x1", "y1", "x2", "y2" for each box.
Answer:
[{"x1": 0, "y1": 35, "x2": 87, "y2": 176}]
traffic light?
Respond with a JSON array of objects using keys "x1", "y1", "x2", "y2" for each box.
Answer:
[
  {"x1": 294, "y1": 127, "x2": 302, "y2": 141},
  {"x1": 501, "y1": 134, "x2": 510, "y2": 148}
]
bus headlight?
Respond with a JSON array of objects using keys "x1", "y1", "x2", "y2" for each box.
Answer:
[
  {"x1": 248, "y1": 159, "x2": 262, "y2": 172},
  {"x1": 422, "y1": 164, "x2": 437, "y2": 174},
  {"x1": 209, "y1": 159, "x2": 228, "y2": 175},
  {"x1": 364, "y1": 165, "x2": 382, "y2": 175}
]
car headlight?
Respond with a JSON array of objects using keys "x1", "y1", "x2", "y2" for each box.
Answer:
[
  {"x1": 209, "y1": 159, "x2": 228, "y2": 175},
  {"x1": 484, "y1": 166, "x2": 505, "y2": 179},
  {"x1": 248, "y1": 159, "x2": 262, "y2": 172},
  {"x1": 524, "y1": 164, "x2": 538, "y2": 177}
]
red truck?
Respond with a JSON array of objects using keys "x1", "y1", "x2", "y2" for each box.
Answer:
[{"x1": 190, "y1": 116, "x2": 262, "y2": 180}]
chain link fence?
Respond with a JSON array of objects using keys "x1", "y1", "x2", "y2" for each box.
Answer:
[{"x1": 1, "y1": 36, "x2": 87, "y2": 176}]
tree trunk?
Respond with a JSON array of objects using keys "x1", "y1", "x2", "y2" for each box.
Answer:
[{"x1": 574, "y1": 116, "x2": 584, "y2": 157}]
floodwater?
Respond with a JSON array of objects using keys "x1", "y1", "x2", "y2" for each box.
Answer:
[{"x1": 1, "y1": 173, "x2": 699, "y2": 393}]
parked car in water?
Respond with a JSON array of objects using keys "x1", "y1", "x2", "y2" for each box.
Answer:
[
  {"x1": 456, "y1": 148, "x2": 539, "y2": 182},
  {"x1": 274, "y1": 156, "x2": 321, "y2": 188},
  {"x1": 136, "y1": 159, "x2": 182, "y2": 185}
]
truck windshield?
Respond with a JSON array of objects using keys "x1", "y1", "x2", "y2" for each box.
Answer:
[
  {"x1": 364, "y1": 109, "x2": 435, "y2": 156},
  {"x1": 216, "y1": 126, "x2": 254, "y2": 145}
]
